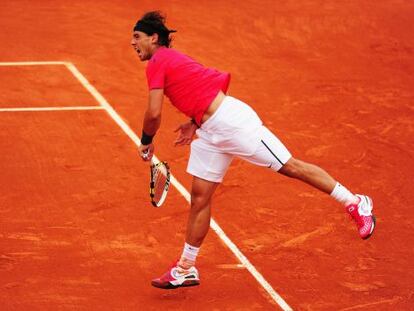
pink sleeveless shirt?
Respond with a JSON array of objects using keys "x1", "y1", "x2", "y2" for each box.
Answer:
[{"x1": 146, "y1": 47, "x2": 231, "y2": 125}]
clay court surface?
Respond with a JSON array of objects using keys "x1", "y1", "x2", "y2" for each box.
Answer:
[{"x1": 1, "y1": 1, "x2": 413, "y2": 310}]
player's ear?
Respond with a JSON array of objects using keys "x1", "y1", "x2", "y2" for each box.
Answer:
[{"x1": 150, "y1": 33, "x2": 159, "y2": 45}]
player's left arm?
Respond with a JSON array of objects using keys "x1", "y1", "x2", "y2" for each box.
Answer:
[{"x1": 139, "y1": 88, "x2": 164, "y2": 161}]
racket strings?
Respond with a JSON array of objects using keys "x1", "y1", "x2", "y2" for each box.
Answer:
[
  {"x1": 153, "y1": 169, "x2": 167, "y2": 199},
  {"x1": 151, "y1": 163, "x2": 170, "y2": 206}
]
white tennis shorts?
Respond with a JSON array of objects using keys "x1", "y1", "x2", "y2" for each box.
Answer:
[{"x1": 187, "y1": 96, "x2": 292, "y2": 182}]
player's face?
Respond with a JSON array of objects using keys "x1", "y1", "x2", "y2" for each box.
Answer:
[{"x1": 131, "y1": 31, "x2": 157, "y2": 61}]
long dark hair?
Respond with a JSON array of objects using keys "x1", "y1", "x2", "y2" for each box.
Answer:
[{"x1": 134, "y1": 11, "x2": 176, "y2": 47}]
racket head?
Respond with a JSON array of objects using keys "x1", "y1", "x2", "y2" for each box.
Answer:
[{"x1": 149, "y1": 161, "x2": 171, "y2": 207}]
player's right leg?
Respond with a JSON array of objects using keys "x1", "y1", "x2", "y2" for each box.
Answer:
[
  {"x1": 278, "y1": 157, "x2": 336, "y2": 194},
  {"x1": 279, "y1": 157, "x2": 375, "y2": 239},
  {"x1": 239, "y1": 125, "x2": 375, "y2": 239}
]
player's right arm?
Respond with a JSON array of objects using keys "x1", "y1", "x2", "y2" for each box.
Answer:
[
  {"x1": 139, "y1": 88, "x2": 164, "y2": 161},
  {"x1": 174, "y1": 120, "x2": 198, "y2": 146}
]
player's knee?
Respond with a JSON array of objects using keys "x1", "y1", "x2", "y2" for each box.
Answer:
[
  {"x1": 190, "y1": 192, "x2": 210, "y2": 210},
  {"x1": 279, "y1": 157, "x2": 307, "y2": 179}
]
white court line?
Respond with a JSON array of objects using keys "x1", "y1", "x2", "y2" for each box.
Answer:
[
  {"x1": 0, "y1": 106, "x2": 104, "y2": 112},
  {"x1": 0, "y1": 61, "x2": 66, "y2": 66},
  {"x1": 65, "y1": 61, "x2": 293, "y2": 311}
]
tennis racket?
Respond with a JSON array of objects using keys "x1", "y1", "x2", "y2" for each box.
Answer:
[{"x1": 149, "y1": 160, "x2": 171, "y2": 207}]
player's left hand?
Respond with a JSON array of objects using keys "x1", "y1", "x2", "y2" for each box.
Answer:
[
  {"x1": 139, "y1": 143, "x2": 154, "y2": 161},
  {"x1": 174, "y1": 121, "x2": 197, "y2": 146}
]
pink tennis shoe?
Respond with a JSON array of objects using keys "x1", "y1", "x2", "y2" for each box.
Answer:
[
  {"x1": 346, "y1": 194, "x2": 376, "y2": 239},
  {"x1": 151, "y1": 261, "x2": 200, "y2": 289}
]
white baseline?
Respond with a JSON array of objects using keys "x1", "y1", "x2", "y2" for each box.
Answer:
[{"x1": 0, "y1": 106, "x2": 104, "y2": 112}]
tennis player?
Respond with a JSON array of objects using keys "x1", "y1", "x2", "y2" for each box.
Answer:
[{"x1": 132, "y1": 11, "x2": 376, "y2": 289}]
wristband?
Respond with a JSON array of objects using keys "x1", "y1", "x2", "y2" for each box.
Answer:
[{"x1": 141, "y1": 131, "x2": 154, "y2": 145}]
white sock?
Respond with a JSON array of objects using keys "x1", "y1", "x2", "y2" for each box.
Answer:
[
  {"x1": 330, "y1": 182, "x2": 358, "y2": 206},
  {"x1": 357, "y1": 195, "x2": 373, "y2": 216},
  {"x1": 178, "y1": 243, "x2": 199, "y2": 269}
]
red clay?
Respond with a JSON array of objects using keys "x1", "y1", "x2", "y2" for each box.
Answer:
[{"x1": 1, "y1": 1, "x2": 413, "y2": 310}]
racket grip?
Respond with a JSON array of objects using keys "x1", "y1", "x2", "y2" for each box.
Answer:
[{"x1": 142, "y1": 149, "x2": 149, "y2": 160}]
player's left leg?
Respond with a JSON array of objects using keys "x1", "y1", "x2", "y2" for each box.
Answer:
[
  {"x1": 185, "y1": 176, "x2": 219, "y2": 247},
  {"x1": 152, "y1": 132, "x2": 230, "y2": 290},
  {"x1": 151, "y1": 176, "x2": 218, "y2": 289}
]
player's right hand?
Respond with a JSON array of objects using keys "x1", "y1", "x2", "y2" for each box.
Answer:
[{"x1": 174, "y1": 121, "x2": 197, "y2": 146}]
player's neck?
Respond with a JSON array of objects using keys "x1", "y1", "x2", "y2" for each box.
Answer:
[{"x1": 152, "y1": 45, "x2": 166, "y2": 54}]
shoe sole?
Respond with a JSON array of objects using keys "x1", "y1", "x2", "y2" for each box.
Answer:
[
  {"x1": 151, "y1": 279, "x2": 200, "y2": 290},
  {"x1": 362, "y1": 214, "x2": 376, "y2": 240}
]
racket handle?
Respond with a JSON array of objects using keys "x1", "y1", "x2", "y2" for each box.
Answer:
[
  {"x1": 142, "y1": 149, "x2": 149, "y2": 160},
  {"x1": 142, "y1": 149, "x2": 154, "y2": 164}
]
